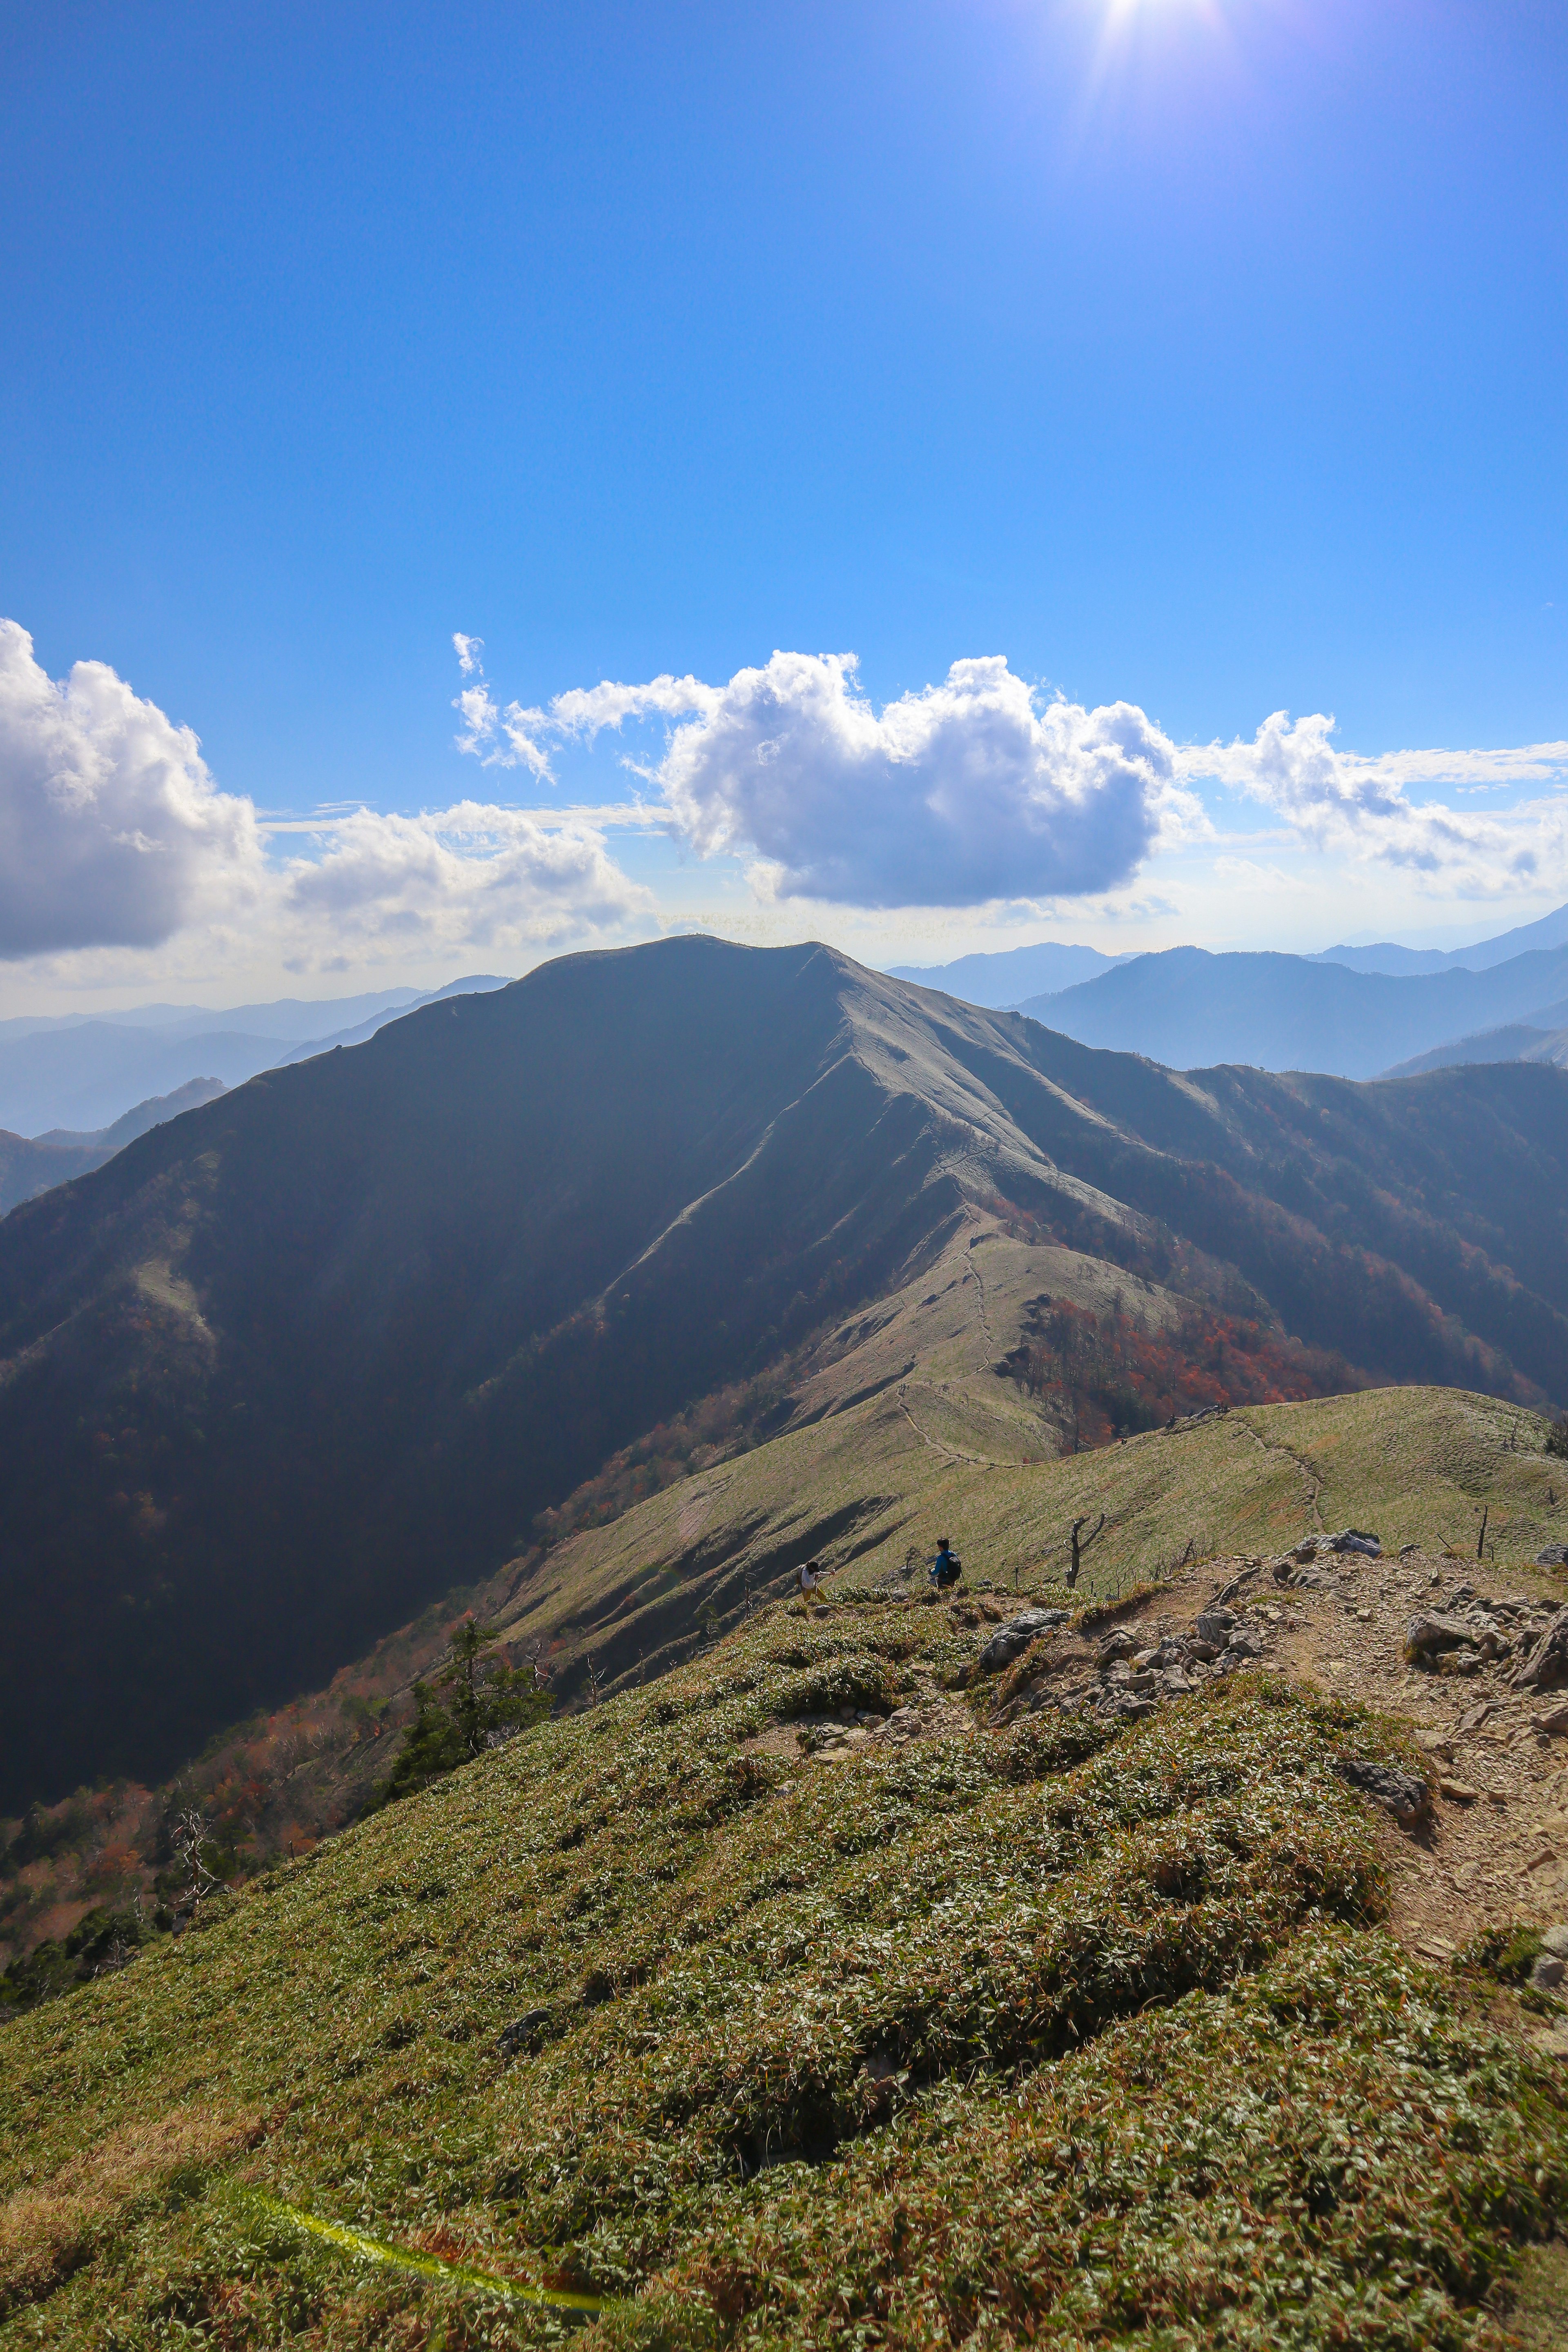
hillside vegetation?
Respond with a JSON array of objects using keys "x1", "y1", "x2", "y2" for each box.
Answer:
[
  {"x1": 1, "y1": 938, "x2": 1566, "y2": 1813},
  {"x1": 3, "y1": 1526, "x2": 1567, "y2": 2346},
  {"x1": 5, "y1": 1365, "x2": 1564, "y2": 2018}
]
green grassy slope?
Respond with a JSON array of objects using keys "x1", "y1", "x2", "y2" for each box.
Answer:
[
  {"x1": 482, "y1": 1229, "x2": 1567, "y2": 1707},
  {"x1": 3, "y1": 1567, "x2": 1565, "y2": 2347}
]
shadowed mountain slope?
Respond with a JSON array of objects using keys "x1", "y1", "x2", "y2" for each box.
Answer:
[{"x1": 1, "y1": 936, "x2": 1566, "y2": 1811}]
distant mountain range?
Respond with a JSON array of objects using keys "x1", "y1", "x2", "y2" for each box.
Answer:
[
  {"x1": 0, "y1": 935, "x2": 1564, "y2": 1811},
  {"x1": 884, "y1": 901, "x2": 1568, "y2": 1010},
  {"x1": 1013, "y1": 942, "x2": 1568, "y2": 1079},
  {"x1": 1384, "y1": 1015, "x2": 1568, "y2": 1079},
  {"x1": 0, "y1": 1077, "x2": 227, "y2": 1216},
  {"x1": 885, "y1": 940, "x2": 1129, "y2": 1005},
  {"x1": 0, "y1": 976, "x2": 510, "y2": 1134},
  {"x1": 1309, "y1": 898, "x2": 1568, "y2": 975}
]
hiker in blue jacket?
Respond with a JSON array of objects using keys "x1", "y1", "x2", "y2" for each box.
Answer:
[{"x1": 930, "y1": 1537, "x2": 962, "y2": 1590}]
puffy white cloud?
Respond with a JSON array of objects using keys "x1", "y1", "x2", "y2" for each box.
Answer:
[
  {"x1": 661, "y1": 652, "x2": 1199, "y2": 906},
  {"x1": 456, "y1": 644, "x2": 1196, "y2": 908},
  {"x1": 0, "y1": 619, "x2": 653, "y2": 973},
  {"x1": 1186, "y1": 712, "x2": 1568, "y2": 895},
  {"x1": 277, "y1": 802, "x2": 653, "y2": 952},
  {"x1": 0, "y1": 619, "x2": 264, "y2": 958}
]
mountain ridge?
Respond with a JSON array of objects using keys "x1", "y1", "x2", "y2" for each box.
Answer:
[{"x1": 0, "y1": 935, "x2": 1565, "y2": 1812}]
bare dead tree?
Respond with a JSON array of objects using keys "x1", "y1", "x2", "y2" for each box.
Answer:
[
  {"x1": 1066, "y1": 1512, "x2": 1107, "y2": 1590},
  {"x1": 170, "y1": 1807, "x2": 225, "y2": 1914}
]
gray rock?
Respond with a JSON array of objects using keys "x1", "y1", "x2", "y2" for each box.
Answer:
[
  {"x1": 1404, "y1": 1612, "x2": 1481, "y2": 1662},
  {"x1": 978, "y1": 1607, "x2": 1068, "y2": 1673},
  {"x1": 1097, "y1": 1629, "x2": 1140, "y2": 1664},
  {"x1": 1335, "y1": 1757, "x2": 1430, "y2": 1824},
  {"x1": 499, "y1": 2007, "x2": 555, "y2": 2059},
  {"x1": 1537, "y1": 1546, "x2": 1568, "y2": 1568},
  {"x1": 1513, "y1": 1606, "x2": 1568, "y2": 1690}
]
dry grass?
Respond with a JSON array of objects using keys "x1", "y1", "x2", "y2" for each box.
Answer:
[{"x1": 0, "y1": 2105, "x2": 257, "y2": 2316}]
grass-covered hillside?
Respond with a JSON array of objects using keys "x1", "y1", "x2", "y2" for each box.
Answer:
[
  {"x1": 4, "y1": 1572, "x2": 1567, "y2": 2348},
  {"x1": 6, "y1": 1359, "x2": 1564, "y2": 1981}
]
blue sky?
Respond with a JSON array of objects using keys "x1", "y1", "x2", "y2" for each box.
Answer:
[{"x1": 2, "y1": 0, "x2": 1565, "y2": 1008}]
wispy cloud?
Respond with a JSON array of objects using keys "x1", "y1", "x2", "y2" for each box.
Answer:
[{"x1": 1183, "y1": 712, "x2": 1568, "y2": 895}]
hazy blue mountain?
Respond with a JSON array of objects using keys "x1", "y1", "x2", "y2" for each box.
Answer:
[
  {"x1": 0, "y1": 987, "x2": 422, "y2": 1049},
  {"x1": 0, "y1": 1077, "x2": 227, "y2": 1216},
  {"x1": 0, "y1": 977, "x2": 512, "y2": 1134},
  {"x1": 1016, "y1": 944, "x2": 1568, "y2": 1077},
  {"x1": 1312, "y1": 899, "x2": 1568, "y2": 977},
  {"x1": 1382, "y1": 1009, "x2": 1568, "y2": 1078},
  {"x1": 274, "y1": 974, "x2": 511, "y2": 1062},
  {"x1": 117, "y1": 987, "x2": 426, "y2": 1040},
  {"x1": 0, "y1": 1024, "x2": 307, "y2": 1135},
  {"x1": 884, "y1": 940, "x2": 1127, "y2": 1006}
]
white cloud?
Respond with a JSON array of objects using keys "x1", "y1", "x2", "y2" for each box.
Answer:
[
  {"x1": 450, "y1": 656, "x2": 715, "y2": 780},
  {"x1": 659, "y1": 652, "x2": 1201, "y2": 905},
  {"x1": 456, "y1": 644, "x2": 1201, "y2": 908},
  {"x1": 0, "y1": 619, "x2": 653, "y2": 973},
  {"x1": 1186, "y1": 712, "x2": 1568, "y2": 896},
  {"x1": 277, "y1": 803, "x2": 653, "y2": 952},
  {"x1": 0, "y1": 619, "x2": 264, "y2": 958}
]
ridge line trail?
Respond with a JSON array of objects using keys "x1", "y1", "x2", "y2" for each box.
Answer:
[
  {"x1": 893, "y1": 1218, "x2": 1030, "y2": 1470},
  {"x1": 894, "y1": 1386, "x2": 1004, "y2": 1469},
  {"x1": 961, "y1": 1209, "x2": 997, "y2": 1370},
  {"x1": 1235, "y1": 1411, "x2": 1326, "y2": 1531}
]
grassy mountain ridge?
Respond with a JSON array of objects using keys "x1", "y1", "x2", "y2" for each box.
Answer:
[
  {"x1": 4, "y1": 1380, "x2": 1568, "y2": 2345},
  {"x1": 1, "y1": 936, "x2": 1566, "y2": 1814},
  {"x1": 7, "y1": 1349, "x2": 1563, "y2": 1984}
]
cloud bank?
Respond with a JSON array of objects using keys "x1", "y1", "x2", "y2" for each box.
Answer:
[
  {"x1": 1186, "y1": 713, "x2": 1568, "y2": 895},
  {"x1": 277, "y1": 802, "x2": 649, "y2": 953},
  {"x1": 0, "y1": 619, "x2": 263, "y2": 957},
  {"x1": 1, "y1": 621, "x2": 651, "y2": 971}
]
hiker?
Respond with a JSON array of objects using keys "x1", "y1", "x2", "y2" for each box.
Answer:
[
  {"x1": 930, "y1": 1537, "x2": 962, "y2": 1591},
  {"x1": 798, "y1": 1557, "x2": 824, "y2": 1597}
]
